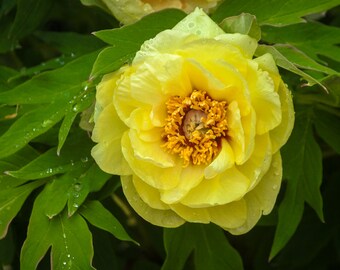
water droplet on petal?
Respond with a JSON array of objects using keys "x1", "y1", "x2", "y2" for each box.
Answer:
[{"x1": 272, "y1": 184, "x2": 278, "y2": 190}]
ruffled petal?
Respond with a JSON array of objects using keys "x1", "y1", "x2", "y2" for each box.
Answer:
[
  {"x1": 170, "y1": 203, "x2": 211, "y2": 223},
  {"x1": 121, "y1": 132, "x2": 182, "y2": 190},
  {"x1": 173, "y1": 8, "x2": 224, "y2": 38},
  {"x1": 91, "y1": 136, "x2": 132, "y2": 175},
  {"x1": 269, "y1": 81, "x2": 295, "y2": 153},
  {"x1": 129, "y1": 129, "x2": 175, "y2": 168},
  {"x1": 238, "y1": 133, "x2": 272, "y2": 191},
  {"x1": 227, "y1": 101, "x2": 256, "y2": 165},
  {"x1": 247, "y1": 62, "x2": 282, "y2": 134},
  {"x1": 160, "y1": 164, "x2": 205, "y2": 204},
  {"x1": 121, "y1": 175, "x2": 185, "y2": 227},
  {"x1": 204, "y1": 138, "x2": 234, "y2": 179},
  {"x1": 228, "y1": 152, "x2": 282, "y2": 235},
  {"x1": 180, "y1": 166, "x2": 250, "y2": 207},
  {"x1": 113, "y1": 67, "x2": 145, "y2": 126},
  {"x1": 215, "y1": 33, "x2": 257, "y2": 59},
  {"x1": 209, "y1": 199, "x2": 247, "y2": 229},
  {"x1": 133, "y1": 174, "x2": 170, "y2": 210},
  {"x1": 92, "y1": 104, "x2": 127, "y2": 143}
]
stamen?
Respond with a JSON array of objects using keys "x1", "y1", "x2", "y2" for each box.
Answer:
[{"x1": 162, "y1": 90, "x2": 228, "y2": 166}]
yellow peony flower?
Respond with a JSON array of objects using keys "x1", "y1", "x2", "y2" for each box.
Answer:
[
  {"x1": 96, "y1": 0, "x2": 221, "y2": 24},
  {"x1": 91, "y1": 9, "x2": 295, "y2": 234}
]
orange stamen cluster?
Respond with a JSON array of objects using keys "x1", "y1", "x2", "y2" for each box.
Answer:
[{"x1": 162, "y1": 90, "x2": 228, "y2": 166}]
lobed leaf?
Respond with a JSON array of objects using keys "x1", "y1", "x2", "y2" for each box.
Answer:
[
  {"x1": 163, "y1": 224, "x2": 243, "y2": 270},
  {"x1": 212, "y1": 0, "x2": 340, "y2": 26},
  {"x1": 0, "y1": 180, "x2": 44, "y2": 239},
  {"x1": 219, "y1": 13, "x2": 261, "y2": 41},
  {"x1": 91, "y1": 9, "x2": 186, "y2": 78},
  {"x1": 256, "y1": 45, "x2": 327, "y2": 90},
  {"x1": 21, "y1": 190, "x2": 95, "y2": 270},
  {"x1": 80, "y1": 200, "x2": 137, "y2": 244},
  {"x1": 262, "y1": 22, "x2": 340, "y2": 64}
]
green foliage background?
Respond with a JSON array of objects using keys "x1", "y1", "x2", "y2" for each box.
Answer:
[{"x1": 0, "y1": 0, "x2": 340, "y2": 269}]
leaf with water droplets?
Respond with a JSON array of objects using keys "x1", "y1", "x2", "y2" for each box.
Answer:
[
  {"x1": 80, "y1": 200, "x2": 137, "y2": 244},
  {"x1": 6, "y1": 133, "x2": 93, "y2": 180},
  {"x1": 0, "y1": 51, "x2": 98, "y2": 105},
  {"x1": 21, "y1": 189, "x2": 95, "y2": 270}
]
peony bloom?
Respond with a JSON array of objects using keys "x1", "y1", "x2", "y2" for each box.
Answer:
[
  {"x1": 91, "y1": 9, "x2": 295, "y2": 234},
  {"x1": 90, "y1": 0, "x2": 221, "y2": 25}
]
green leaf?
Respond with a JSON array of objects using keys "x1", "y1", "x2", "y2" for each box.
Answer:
[
  {"x1": 0, "y1": 66, "x2": 18, "y2": 92},
  {"x1": 284, "y1": 107, "x2": 324, "y2": 220},
  {"x1": 163, "y1": 224, "x2": 243, "y2": 270},
  {"x1": 0, "y1": 102, "x2": 68, "y2": 159},
  {"x1": 269, "y1": 180, "x2": 305, "y2": 260},
  {"x1": 36, "y1": 162, "x2": 110, "y2": 218},
  {"x1": 0, "y1": 228, "x2": 15, "y2": 266},
  {"x1": 219, "y1": 13, "x2": 261, "y2": 41},
  {"x1": 21, "y1": 191, "x2": 94, "y2": 270},
  {"x1": 0, "y1": 180, "x2": 43, "y2": 239},
  {"x1": 35, "y1": 31, "x2": 105, "y2": 56},
  {"x1": 212, "y1": 0, "x2": 340, "y2": 26},
  {"x1": 80, "y1": 200, "x2": 137, "y2": 244},
  {"x1": 9, "y1": 0, "x2": 53, "y2": 39},
  {"x1": 256, "y1": 45, "x2": 327, "y2": 90},
  {"x1": 262, "y1": 22, "x2": 340, "y2": 64},
  {"x1": 270, "y1": 45, "x2": 337, "y2": 76},
  {"x1": 57, "y1": 112, "x2": 78, "y2": 155},
  {"x1": 91, "y1": 9, "x2": 186, "y2": 78},
  {"x1": 6, "y1": 133, "x2": 92, "y2": 180},
  {"x1": 314, "y1": 108, "x2": 340, "y2": 154},
  {"x1": 0, "y1": 51, "x2": 98, "y2": 105}
]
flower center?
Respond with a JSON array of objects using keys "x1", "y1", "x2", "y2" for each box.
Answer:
[{"x1": 162, "y1": 90, "x2": 228, "y2": 166}]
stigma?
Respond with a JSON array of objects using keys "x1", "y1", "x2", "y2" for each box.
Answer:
[{"x1": 162, "y1": 90, "x2": 228, "y2": 166}]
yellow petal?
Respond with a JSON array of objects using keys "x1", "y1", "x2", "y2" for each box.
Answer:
[
  {"x1": 238, "y1": 133, "x2": 272, "y2": 191},
  {"x1": 180, "y1": 166, "x2": 250, "y2": 207},
  {"x1": 215, "y1": 33, "x2": 257, "y2": 59},
  {"x1": 173, "y1": 8, "x2": 224, "y2": 38},
  {"x1": 228, "y1": 152, "x2": 282, "y2": 235},
  {"x1": 247, "y1": 63, "x2": 282, "y2": 134},
  {"x1": 269, "y1": 81, "x2": 295, "y2": 153},
  {"x1": 121, "y1": 175, "x2": 185, "y2": 227},
  {"x1": 209, "y1": 199, "x2": 247, "y2": 229},
  {"x1": 128, "y1": 129, "x2": 175, "y2": 168},
  {"x1": 204, "y1": 139, "x2": 234, "y2": 179},
  {"x1": 227, "y1": 101, "x2": 256, "y2": 165},
  {"x1": 121, "y1": 132, "x2": 181, "y2": 190},
  {"x1": 132, "y1": 174, "x2": 169, "y2": 210},
  {"x1": 91, "y1": 136, "x2": 132, "y2": 175},
  {"x1": 96, "y1": 70, "x2": 124, "y2": 109},
  {"x1": 160, "y1": 164, "x2": 205, "y2": 204},
  {"x1": 170, "y1": 203, "x2": 211, "y2": 223},
  {"x1": 113, "y1": 67, "x2": 145, "y2": 126},
  {"x1": 92, "y1": 104, "x2": 126, "y2": 143}
]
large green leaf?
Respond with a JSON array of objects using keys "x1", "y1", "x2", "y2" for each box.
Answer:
[
  {"x1": 212, "y1": 0, "x2": 340, "y2": 26},
  {"x1": 269, "y1": 180, "x2": 305, "y2": 260},
  {"x1": 272, "y1": 106, "x2": 325, "y2": 258},
  {"x1": 0, "y1": 102, "x2": 68, "y2": 159},
  {"x1": 256, "y1": 45, "x2": 327, "y2": 90},
  {"x1": 314, "y1": 108, "x2": 340, "y2": 154},
  {"x1": 0, "y1": 180, "x2": 44, "y2": 239},
  {"x1": 91, "y1": 9, "x2": 186, "y2": 78},
  {"x1": 80, "y1": 200, "x2": 137, "y2": 244},
  {"x1": 7, "y1": 0, "x2": 53, "y2": 50},
  {"x1": 21, "y1": 190, "x2": 94, "y2": 270},
  {"x1": 163, "y1": 224, "x2": 243, "y2": 270},
  {"x1": 0, "y1": 51, "x2": 98, "y2": 105},
  {"x1": 219, "y1": 13, "x2": 261, "y2": 41},
  {"x1": 262, "y1": 22, "x2": 340, "y2": 64},
  {"x1": 37, "y1": 162, "x2": 110, "y2": 218}
]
